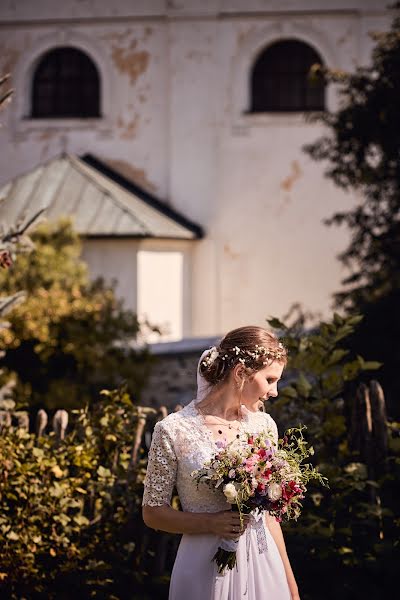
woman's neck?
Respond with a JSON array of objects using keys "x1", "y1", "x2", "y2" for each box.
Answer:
[{"x1": 197, "y1": 384, "x2": 241, "y2": 421}]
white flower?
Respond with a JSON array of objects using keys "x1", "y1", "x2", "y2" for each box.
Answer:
[
  {"x1": 267, "y1": 482, "x2": 282, "y2": 501},
  {"x1": 223, "y1": 482, "x2": 238, "y2": 503},
  {"x1": 209, "y1": 347, "x2": 219, "y2": 363},
  {"x1": 228, "y1": 469, "x2": 236, "y2": 479}
]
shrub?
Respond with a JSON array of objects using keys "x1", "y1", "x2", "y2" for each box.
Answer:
[{"x1": 0, "y1": 387, "x2": 158, "y2": 599}]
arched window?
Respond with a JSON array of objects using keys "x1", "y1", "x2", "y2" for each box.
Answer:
[
  {"x1": 31, "y1": 47, "x2": 100, "y2": 118},
  {"x1": 250, "y1": 39, "x2": 325, "y2": 113}
]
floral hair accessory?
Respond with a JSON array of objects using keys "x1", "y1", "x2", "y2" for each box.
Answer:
[
  {"x1": 201, "y1": 341, "x2": 287, "y2": 370},
  {"x1": 220, "y1": 342, "x2": 287, "y2": 366},
  {"x1": 201, "y1": 346, "x2": 220, "y2": 368}
]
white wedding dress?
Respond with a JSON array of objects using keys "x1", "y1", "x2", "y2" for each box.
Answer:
[{"x1": 142, "y1": 399, "x2": 291, "y2": 600}]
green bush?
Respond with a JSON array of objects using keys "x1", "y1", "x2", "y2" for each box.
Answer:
[{"x1": 0, "y1": 387, "x2": 161, "y2": 599}]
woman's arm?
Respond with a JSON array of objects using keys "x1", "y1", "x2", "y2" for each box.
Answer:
[
  {"x1": 143, "y1": 504, "x2": 211, "y2": 534},
  {"x1": 143, "y1": 504, "x2": 249, "y2": 539},
  {"x1": 265, "y1": 513, "x2": 300, "y2": 600}
]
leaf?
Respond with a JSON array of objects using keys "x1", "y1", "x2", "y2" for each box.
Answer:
[
  {"x1": 362, "y1": 360, "x2": 383, "y2": 371},
  {"x1": 73, "y1": 515, "x2": 89, "y2": 527},
  {"x1": 281, "y1": 385, "x2": 297, "y2": 398},
  {"x1": 53, "y1": 513, "x2": 70, "y2": 526},
  {"x1": 346, "y1": 314, "x2": 363, "y2": 326},
  {"x1": 51, "y1": 465, "x2": 64, "y2": 478},
  {"x1": 7, "y1": 530, "x2": 19, "y2": 540},
  {"x1": 267, "y1": 317, "x2": 287, "y2": 330},
  {"x1": 296, "y1": 373, "x2": 312, "y2": 398},
  {"x1": 328, "y1": 349, "x2": 349, "y2": 365},
  {"x1": 338, "y1": 546, "x2": 353, "y2": 555},
  {"x1": 333, "y1": 313, "x2": 344, "y2": 326},
  {"x1": 32, "y1": 447, "x2": 44, "y2": 458},
  {"x1": 97, "y1": 465, "x2": 112, "y2": 478}
]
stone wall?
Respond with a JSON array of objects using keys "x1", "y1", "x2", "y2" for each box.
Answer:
[
  {"x1": 140, "y1": 351, "x2": 199, "y2": 410},
  {"x1": 140, "y1": 336, "x2": 219, "y2": 410}
]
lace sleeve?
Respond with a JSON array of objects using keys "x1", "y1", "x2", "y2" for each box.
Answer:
[{"x1": 142, "y1": 420, "x2": 177, "y2": 507}]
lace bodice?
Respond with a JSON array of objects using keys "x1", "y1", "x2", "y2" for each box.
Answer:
[{"x1": 142, "y1": 400, "x2": 279, "y2": 513}]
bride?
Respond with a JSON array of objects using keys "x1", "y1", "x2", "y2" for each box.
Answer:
[{"x1": 142, "y1": 326, "x2": 300, "y2": 600}]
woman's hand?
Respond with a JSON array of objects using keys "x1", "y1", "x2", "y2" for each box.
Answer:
[{"x1": 207, "y1": 510, "x2": 250, "y2": 539}]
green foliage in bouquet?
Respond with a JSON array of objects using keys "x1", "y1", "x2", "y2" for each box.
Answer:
[
  {"x1": 0, "y1": 219, "x2": 157, "y2": 410},
  {"x1": 267, "y1": 311, "x2": 400, "y2": 600},
  {"x1": 0, "y1": 386, "x2": 158, "y2": 599}
]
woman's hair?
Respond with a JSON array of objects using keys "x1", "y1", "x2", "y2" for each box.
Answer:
[{"x1": 199, "y1": 326, "x2": 287, "y2": 386}]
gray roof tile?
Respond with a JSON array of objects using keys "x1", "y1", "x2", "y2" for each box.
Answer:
[{"x1": 0, "y1": 154, "x2": 203, "y2": 240}]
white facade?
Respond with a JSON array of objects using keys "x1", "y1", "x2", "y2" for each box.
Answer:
[{"x1": 0, "y1": 0, "x2": 391, "y2": 339}]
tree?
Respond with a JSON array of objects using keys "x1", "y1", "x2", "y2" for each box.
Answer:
[
  {"x1": 0, "y1": 74, "x2": 45, "y2": 408},
  {"x1": 0, "y1": 219, "x2": 156, "y2": 410},
  {"x1": 304, "y1": 6, "x2": 400, "y2": 416}
]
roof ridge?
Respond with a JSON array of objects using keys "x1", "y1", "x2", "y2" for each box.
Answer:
[
  {"x1": 80, "y1": 154, "x2": 204, "y2": 239},
  {"x1": 69, "y1": 155, "x2": 151, "y2": 235}
]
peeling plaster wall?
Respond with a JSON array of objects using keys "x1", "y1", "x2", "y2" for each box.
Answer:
[
  {"x1": 0, "y1": 20, "x2": 167, "y2": 196},
  {"x1": 0, "y1": 0, "x2": 392, "y2": 338},
  {"x1": 164, "y1": 2, "x2": 391, "y2": 335}
]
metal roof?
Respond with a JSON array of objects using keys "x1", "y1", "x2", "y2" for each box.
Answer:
[{"x1": 0, "y1": 154, "x2": 203, "y2": 240}]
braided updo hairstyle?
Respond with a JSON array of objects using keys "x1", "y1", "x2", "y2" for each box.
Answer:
[{"x1": 199, "y1": 326, "x2": 287, "y2": 386}]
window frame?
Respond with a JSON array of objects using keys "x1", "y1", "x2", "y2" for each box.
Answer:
[
  {"x1": 249, "y1": 39, "x2": 326, "y2": 114},
  {"x1": 10, "y1": 33, "x2": 114, "y2": 138},
  {"x1": 31, "y1": 46, "x2": 101, "y2": 120}
]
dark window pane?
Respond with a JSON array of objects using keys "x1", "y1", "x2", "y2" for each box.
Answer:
[
  {"x1": 31, "y1": 46, "x2": 101, "y2": 118},
  {"x1": 250, "y1": 39, "x2": 325, "y2": 113}
]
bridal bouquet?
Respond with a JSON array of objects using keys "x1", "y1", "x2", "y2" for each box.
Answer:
[{"x1": 191, "y1": 426, "x2": 328, "y2": 573}]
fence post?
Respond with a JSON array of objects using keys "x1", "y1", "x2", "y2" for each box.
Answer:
[
  {"x1": 350, "y1": 380, "x2": 388, "y2": 540},
  {"x1": 52, "y1": 409, "x2": 68, "y2": 440},
  {"x1": 36, "y1": 409, "x2": 48, "y2": 436}
]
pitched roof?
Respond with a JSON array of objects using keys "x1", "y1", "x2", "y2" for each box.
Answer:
[{"x1": 0, "y1": 154, "x2": 203, "y2": 240}]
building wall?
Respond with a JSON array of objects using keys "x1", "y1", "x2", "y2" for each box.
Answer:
[
  {"x1": 82, "y1": 237, "x2": 192, "y2": 340},
  {"x1": 82, "y1": 238, "x2": 139, "y2": 311},
  {"x1": 0, "y1": 0, "x2": 391, "y2": 337}
]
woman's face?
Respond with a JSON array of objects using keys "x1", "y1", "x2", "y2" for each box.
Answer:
[{"x1": 241, "y1": 361, "x2": 284, "y2": 411}]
